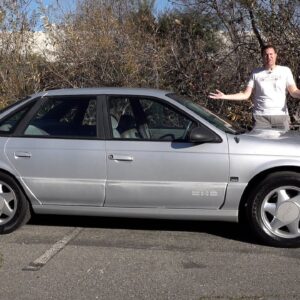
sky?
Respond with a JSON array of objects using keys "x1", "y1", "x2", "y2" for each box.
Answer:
[
  {"x1": 27, "y1": 0, "x2": 172, "y2": 30},
  {"x1": 26, "y1": 0, "x2": 174, "y2": 30},
  {"x1": 29, "y1": 0, "x2": 173, "y2": 13},
  {"x1": 155, "y1": 0, "x2": 173, "y2": 13}
]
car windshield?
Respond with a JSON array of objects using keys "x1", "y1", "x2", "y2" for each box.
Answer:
[{"x1": 167, "y1": 93, "x2": 243, "y2": 134}]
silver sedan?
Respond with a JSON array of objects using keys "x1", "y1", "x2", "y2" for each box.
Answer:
[{"x1": 0, "y1": 88, "x2": 299, "y2": 247}]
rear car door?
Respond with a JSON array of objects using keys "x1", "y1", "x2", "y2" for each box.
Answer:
[
  {"x1": 105, "y1": 95, "x2": 229, "y2": 209},
  {"x1": 2, "y1": 95, "x2": 107, "y2": 206}
]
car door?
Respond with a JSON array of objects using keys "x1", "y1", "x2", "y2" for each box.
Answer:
[
  {"x1": 105, "y1": 95, "x2": 229, "y2": 209},
  {"x1": 3, "y1": 95, "x2": 107, "y2": 206}
]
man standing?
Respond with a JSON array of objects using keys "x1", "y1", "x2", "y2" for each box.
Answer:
[{"x1": 209, "y1": 45, "x2": 300, "y2": 131}]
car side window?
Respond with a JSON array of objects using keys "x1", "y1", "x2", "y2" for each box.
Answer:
[
  {"x1": 0, "y1": 103, "x2": 35, "y2": 134},
  {"x1": 109, "y1": 97, "x2": 141, "y2": 139},
  {"x1": 24, "y1": 97, "x2": 97, "y2": 138},
  {"x1": 109, "y1": 96, "x2": 196, "y2": 141}
]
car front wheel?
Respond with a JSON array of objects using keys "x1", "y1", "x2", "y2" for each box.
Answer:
[
  {"x1": 247, "y1": 171, "x2": 300, "y2": 247},
  {"x1": 0, "y1": 172, "x2": 31, "y2": 234}
]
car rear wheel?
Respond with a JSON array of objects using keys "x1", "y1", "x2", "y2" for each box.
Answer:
[
  {"x1": 0, "y1": 172, "x2": 31, "y2": 234},
  {"x1": 247, "y1": 171, "x2": 300, "y2": 247}
]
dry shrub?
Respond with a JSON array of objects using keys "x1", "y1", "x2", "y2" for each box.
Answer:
[{"x1": 1, "y1": 0, "x2": 300, "y2": 129}]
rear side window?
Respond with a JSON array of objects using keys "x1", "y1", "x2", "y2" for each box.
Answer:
[
  {"x1": 0, "y1": 104, "x2": 34, "y2": 134},
  {"x1": 24, "y1": 97, "x2": 97, "y2": 138}
]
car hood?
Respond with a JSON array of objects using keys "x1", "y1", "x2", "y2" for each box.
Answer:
[{"x1": 227, "y1": 129, "x2": 300, "y2": 157}]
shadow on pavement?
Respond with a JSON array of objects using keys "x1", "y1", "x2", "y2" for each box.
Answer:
[{"x1": 29, "y1": 214, "x2": 258, "y2": 246}]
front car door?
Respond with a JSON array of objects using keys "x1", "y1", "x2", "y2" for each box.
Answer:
[
  {"x1": 105, "y1": 95, "x2": 229, "y2": 209},
  {"x1": 2, "y1": 95, "x2": 106, "y2": 206}
]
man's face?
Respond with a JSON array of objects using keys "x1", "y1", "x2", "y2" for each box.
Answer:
[{"x1": 262, "y1": 47, "x2": 277, "y2": 69}]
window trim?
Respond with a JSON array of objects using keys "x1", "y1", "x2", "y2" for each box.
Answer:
[{"x1": 0, "y1": 96, "x2": 32, "y2": 115}]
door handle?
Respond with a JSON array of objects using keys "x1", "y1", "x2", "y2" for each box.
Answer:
[
  {"x1": 108, "y1": 154, "x2": 133, "y2": 161},
  {"x1": 14, "y1": 151, "x2": 32, "y2": 158}
]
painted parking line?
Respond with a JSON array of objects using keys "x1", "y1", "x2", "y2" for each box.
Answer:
[{"x1": 23, "y1": 227, "x2": 83, "y2": 271}]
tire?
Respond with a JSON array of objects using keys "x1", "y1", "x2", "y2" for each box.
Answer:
[
  {"x1": 0, "y1": 172, "x2": 31, "y2": 234},
  {"x1": 247, "y1": 171, "x2": 300, "y2": 248}
]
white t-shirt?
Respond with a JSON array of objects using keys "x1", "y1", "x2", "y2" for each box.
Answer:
[{"x1": 247, "y1": 65, "x2": 295, "y2": 115}]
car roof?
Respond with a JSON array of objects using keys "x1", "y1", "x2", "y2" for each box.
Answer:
[
  {"x1": 0, "y1": 88, "x2": 175, "y2": 118},
  {"x1": 34, "y1": 88, "x2": 172, "y2": 98}
]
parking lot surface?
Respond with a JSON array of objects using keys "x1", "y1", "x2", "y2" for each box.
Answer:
[{"x1": 0, "y1": 216, "x2": 299, "y2": 300}]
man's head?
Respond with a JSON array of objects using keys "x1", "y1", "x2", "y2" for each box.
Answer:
[{"x1": 261, "y1": 45, "x2": 277, "y2": 70}]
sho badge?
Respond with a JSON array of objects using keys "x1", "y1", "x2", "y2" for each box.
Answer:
[{"x1": 192, "y1": 190, "x2": 218, "y2": 197}]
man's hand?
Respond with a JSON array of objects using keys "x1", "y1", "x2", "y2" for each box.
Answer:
[
  {"x1": 209, "y1": 89, "x2": 226, "y2": 99},
  {"x1": 209, "y1": 86, "x2": 252, "y2": 101}
]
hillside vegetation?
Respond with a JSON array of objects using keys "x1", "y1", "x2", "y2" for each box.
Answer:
[{"x1": 1, "y1": 0, "x2": 300, "y2": 128}]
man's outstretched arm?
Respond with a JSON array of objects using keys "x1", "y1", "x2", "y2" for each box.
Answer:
[
  {"x1": 209, "y1": 86, "x2": 253, "y2": 101},
  {"x1": 288, "y1": 84, "x2": 300, "y2": 99}
]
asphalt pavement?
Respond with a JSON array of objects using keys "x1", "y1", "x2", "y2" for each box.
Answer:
[{"x1": 0, "y1": 215, "x2": 299, "y2": 300}]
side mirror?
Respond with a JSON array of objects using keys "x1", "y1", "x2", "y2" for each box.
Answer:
[{"x1": 189, "y1": 126, "x2": 222, "y2": 143}]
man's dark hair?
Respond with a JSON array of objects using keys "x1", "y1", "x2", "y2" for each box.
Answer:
[{"x1": 261, "y1": 44, "x2": 277, "y2": 56}]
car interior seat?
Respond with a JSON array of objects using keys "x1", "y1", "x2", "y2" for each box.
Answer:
[
  {"x1": 117, "y1": 114, "x2": 141, "y2": 139},
  {"x1": 111, "y1": 115, "x2": 121, "y2": 138}
]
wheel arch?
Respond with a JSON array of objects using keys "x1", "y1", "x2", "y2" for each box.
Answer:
[
  {"x1": 238, "y1": 165, "x2": 300, "y2": 222},
  {"x1": 0, "y1": 168, "x2": 33, "y2": 208}
]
